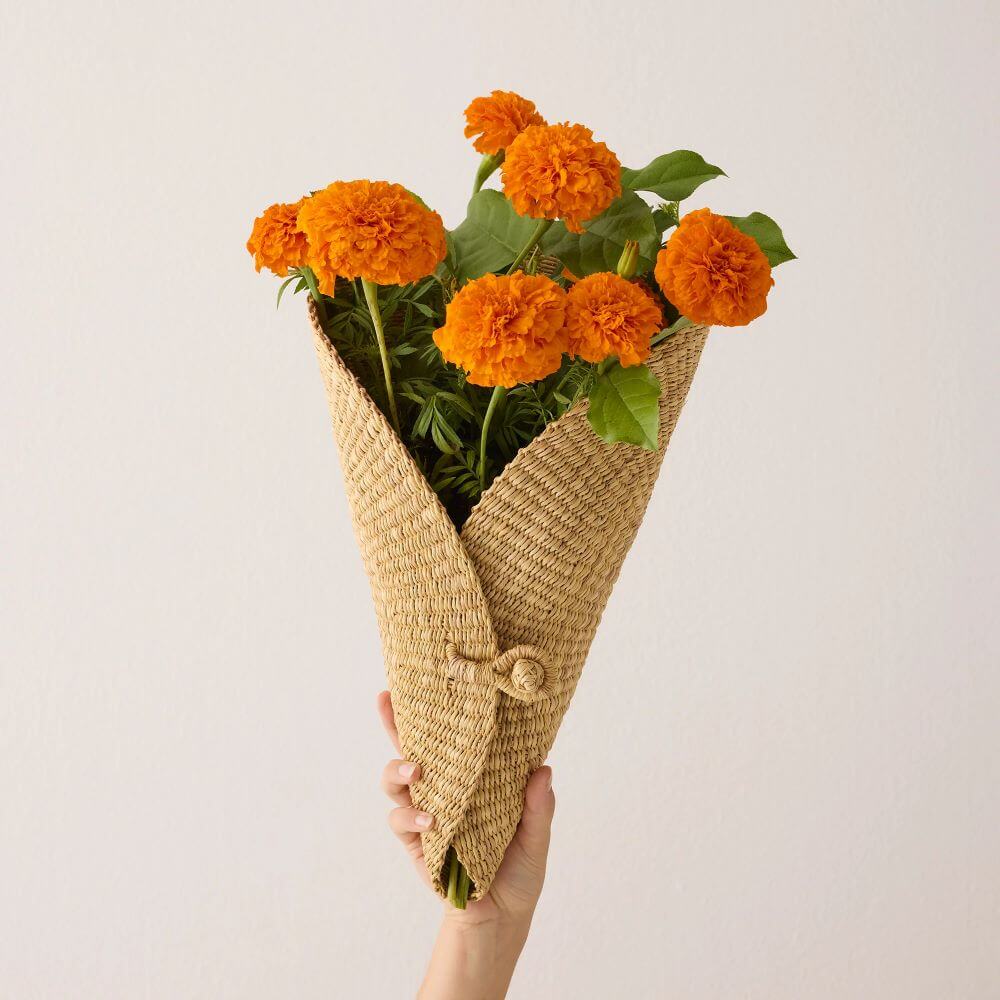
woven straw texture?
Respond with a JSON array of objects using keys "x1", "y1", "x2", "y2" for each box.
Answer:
[{"x1": 309, "y1": 299, "x2": 707, "y2": 899}]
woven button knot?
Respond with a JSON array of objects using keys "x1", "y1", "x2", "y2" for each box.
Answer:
[
  {"x1": 446, "y1": 642, "x2": 553, "y2": 703},
  {"x1": 510, "y1": 657, "x2": 544, "y2": 694}
]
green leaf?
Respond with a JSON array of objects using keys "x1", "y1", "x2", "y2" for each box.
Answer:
[
  {"x1": 275, "y1": 274, "x2": 298, "y2": 309},
  {"x1": 663, "y1": 315, "x2": 692, "y2": 336},
  {"x1": 436, "y1": 231, "x2": 459, "y2": 283},
  {"x1": 586, "y1": 364, "x2": 662, "y2": 450},
  {"x1": 405, "y1": 189, "x2": 431, "y2": 210},
  {"x1": 406, "y1": 300, "x2": 439, "y2": 319},
  {"x1": 299, "y1": 266, "x2": 324, "y2": 304},
  {"x1": 652, "y1": 201, "x2": 679, "y2": 236},
  {"x1": 540, "y1": 192, "x2": 659, "y2": 277},
  {"x1": 449, "y1": 190, "x2": 540, "y2": 283},
  {"x1": 725, "y1": 212, "x2": 797, "y2": 266},
  {"x1": 621, "y1": 150, "x2": 725, "y2": 200}
]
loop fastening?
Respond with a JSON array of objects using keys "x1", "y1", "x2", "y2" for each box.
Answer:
[{"x1": 445, "y1": 642, "x2": 554, "y2": 703}]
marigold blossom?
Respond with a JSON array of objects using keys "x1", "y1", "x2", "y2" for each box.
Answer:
[
  {"x1": 246, "y1": 199, "x2": 310, "y2": 277},
  {"x1": 564, "y1": 272, "x2": 663, "y2": 367},
  {"x1": 433, "y1": 272, "x2": 568, "y2": 387},
  {"x1": 296, "y1": 180, "x2": 447, "y2": 293},
  {"x1": 464, "y1": 90, "x2": 546, "y2": 156},
  {"x1": 502, "y1": 123, "x2": 621, "y2": 233},
  {"x1": 654, "y1": 209, "x2": 773, "y2": 326}
]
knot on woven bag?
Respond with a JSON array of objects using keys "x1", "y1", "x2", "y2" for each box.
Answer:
[{"x1": 445, "y1": 642, "x2": 554, "y2": 704}]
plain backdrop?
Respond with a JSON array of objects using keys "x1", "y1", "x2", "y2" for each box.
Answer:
[{"x1": 2, "y1": 1, "x2": 998, "y2": 997}]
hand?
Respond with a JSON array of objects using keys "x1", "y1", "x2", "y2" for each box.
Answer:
[{"x1": 377, "y1": 690, "x2": 555, "y2": 999}]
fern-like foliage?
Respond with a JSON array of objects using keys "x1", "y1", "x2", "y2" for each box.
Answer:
[{"x1": 292, "y1": 270, "x2": 593, "y2": 526}]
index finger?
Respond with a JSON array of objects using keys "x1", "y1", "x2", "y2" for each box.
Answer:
[{"x1": 376, "y1": 690, "x2": 401, "y2": 754}]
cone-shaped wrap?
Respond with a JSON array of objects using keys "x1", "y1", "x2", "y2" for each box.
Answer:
[{"x1": 310, "y1": 300, "x2": 708, "y2": 899}]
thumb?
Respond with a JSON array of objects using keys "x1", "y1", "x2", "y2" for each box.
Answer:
[{"x1": 515, "y1": 765, "x2": 555, "y2": 863}]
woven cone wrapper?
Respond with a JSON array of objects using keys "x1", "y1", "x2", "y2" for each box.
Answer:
[{"x1": 309, "y1": 299, "x2": 708, "y2": 900}]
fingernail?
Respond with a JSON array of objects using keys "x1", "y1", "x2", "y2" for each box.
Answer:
[
  {"x1": 544, "y1": 768, "x2": 553, "y2": 791},
  {"x1": 398, "y1": 762, "x2": 417, "y2": 780},
  {"x1": 415, "y1": 812, "x2": 433, "y2": 829}
]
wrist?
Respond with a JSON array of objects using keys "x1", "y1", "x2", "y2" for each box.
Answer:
[
  {"x1": 442, "y1": 898, "x2": 531, "y2": 932},
  {"x1": 418, "y1": 910, "x2": 531, "y2": 1000},
  {"x1": 443, "y1": 906, "x2": 532, "y2": 958}
]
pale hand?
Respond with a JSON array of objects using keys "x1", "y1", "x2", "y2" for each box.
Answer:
[{"x1": 376, "y1": 690, "x2": 555, "y2": 999}]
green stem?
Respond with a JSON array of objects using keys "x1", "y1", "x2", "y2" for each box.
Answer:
[
  {"x1": 299, "y1": 267, "x2": 327, "y2": 324},
  {"x1": 456, "y1": 862, "x2": 471, "y2": 910},
  {"x1": 446, "y1": 847, "x2": 460, "y2": 907},
  {"x1": 550, "y1": 365, "x2": 576, "y2": 401},
  {"x1": 478, "y1": 385, "x2": 507, "y2": 495},
  {"x1": 444, "y1": 848, "x2": 471, "y2": 910},
  {"x1": 506, "y1": 219, "x2": 553, "y2": 274},
  {"x1": 361, "y1": 278, "x2": 402, "y2": 437},
  {"x1": 472, "y1": 151, "x2": 504, "y2": 195}
]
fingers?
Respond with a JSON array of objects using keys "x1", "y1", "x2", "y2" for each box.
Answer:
[
  {"x1": 515, "y1": 765, "x2": 555, "y2": 863},
  {"x1": 387, "y1": 805, "x2": 435, "y2": 888},
  {"x1": 381, "y1": 758, "x2": 421, "y2": 808},
  {"x1": 376, "y1": 690, "x2": 401, "y2": 754},
  {"x1": 376, "y1": 694, "x2": 435, "y2": 888},
  {"x1": 388, "y1": 806, "x2": 435, "y2": 836}
]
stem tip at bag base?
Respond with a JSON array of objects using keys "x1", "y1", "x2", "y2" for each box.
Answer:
[{"x1": 310, "y1": 299, "x2": 708, "y2": 900}]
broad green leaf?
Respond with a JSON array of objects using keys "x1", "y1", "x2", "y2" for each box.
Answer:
[
  {"x1": 405, "y1": 189, "x2": 431, "y2": 210},
  {"x1": 726, "y1": 212, "x2": 797, "y2": 266},
  {"x1": 586, "y1": 363, "x2": 662, "y2": 450},
  {"x1": 541, "y1": 192, "x2": 659, "y2": 277},
  {"x1": 621, "y1": 150, "x2": 725, "y2": 200},
  {"x1": 436, "y1": 230, "x2": 458, "y2": 282},
  {"x1": 650, "y1": 315, "x2": 692, "y2": 348},
  {"x1": 449, "y1": 190, "x2": 540, "y2": 283}
]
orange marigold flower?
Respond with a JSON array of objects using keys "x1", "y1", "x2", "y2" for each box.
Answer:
[
  {"x1": 246, "y1": 198, "x2": 310, "y2": 277},
  {"x1": 654, "y1": 208, "x2": 773, "y2": 326},
  {"x1": 464, "y1": 90, "x2": 546, "y2": 156},
  {"x1": 433, "y1": 273, "x2": 568, "y2": 388},
  {"x1": 564, "y1": 272, "x2": 663, "y2": 367},
  {"x1": 296, "y1": 180, "x2": 447, "y2": 293},
  {"x1": 502, "y1": 123, "x2": 621, "y2": 234}
]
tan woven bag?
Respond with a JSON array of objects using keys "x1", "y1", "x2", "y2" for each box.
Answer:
[{"x1": 310, "y1": 299, "x2": 708, "y2": 899}]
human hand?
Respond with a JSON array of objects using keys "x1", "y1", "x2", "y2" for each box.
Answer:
[{"x1": 377, "y1": 690, "x2": 555, "y2": 998}]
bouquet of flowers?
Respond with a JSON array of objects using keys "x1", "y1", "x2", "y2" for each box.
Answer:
[{"x1": 248, "y1": 91, "x2": 793, "y2": 907}]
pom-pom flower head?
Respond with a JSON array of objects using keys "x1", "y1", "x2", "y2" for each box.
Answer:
[
  {"x1": 296, "y1": 180, "x2": 447, "y2": 293},
  {"x1": 433, "y1": 273, "x2": 568, "y2": 388},
  {"x1": 502, "y1": 123, "x2": 622, "y2": 233},
  {"x1": 246, "y1": 199, "x2": 310, "y2": 277},
  {"x1": 564, "y1": 272, "x2": 663, "y2": 367},
  {"x1": 655, "y1": 209, "x2": 773, "y2": 326},
  {"x1": 464, "y1": 90, "x2": 546, "y2": 156}
]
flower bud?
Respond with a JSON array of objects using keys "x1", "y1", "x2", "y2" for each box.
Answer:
[
  {"x1": 472, "y1": 151, "x2": 505, "y2": 195},
  {"x1": 616, "y1": 239, "x2": 640, "y2": 280}
]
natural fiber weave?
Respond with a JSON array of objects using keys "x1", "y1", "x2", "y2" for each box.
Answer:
[{"x1": 309, "y1": 299, "x2": 707, "y2": 899}]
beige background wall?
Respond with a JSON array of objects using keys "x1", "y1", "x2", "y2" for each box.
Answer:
[{"x1": 2, "y1": 1, "x2": 997, "y2": 997}]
